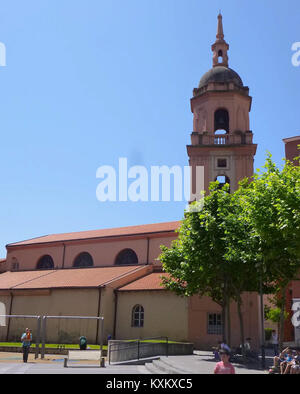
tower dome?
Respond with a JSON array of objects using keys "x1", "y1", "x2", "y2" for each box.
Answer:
[{"x1": 198, "y1": 66, "x2": 244, "y2": 89}]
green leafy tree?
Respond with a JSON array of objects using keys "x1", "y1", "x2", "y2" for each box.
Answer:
[
  {"x1": 160, "y1": 153, "x2": 300, "y2": 353},
  {"x1": 160, "y1": 183, "x2": 259, "y2": 351},
  {"x1": 238, "y1": 154, "x2": 300, "y2": 349}
]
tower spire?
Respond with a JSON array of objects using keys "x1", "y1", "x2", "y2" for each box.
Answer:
[
  {"x1": 212, "y1": 12, "x2": 229, "y2": 68},
  {"x1": 216, "y1": 12, "x2": 224, "y2": 41}
]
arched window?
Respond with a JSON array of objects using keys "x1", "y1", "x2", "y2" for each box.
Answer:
[
  {"x1": 115, "y1": 249, "x2": 138, "y2": 266},
  {"x1": 132, "y1": 305, "x2": 144, "y2": 327},
  {"x1": 218, "y1": 50, "x2": 223, "y2": 63},
  {"x1": 73, "y1": 252, "x2": 94, "y2": 268},
  {"x1": 37, "y1": 255, "x2": 54, "y2": 270},
  {"x1": 214, "y1": 109, "x2": 229, "y2": 134}
]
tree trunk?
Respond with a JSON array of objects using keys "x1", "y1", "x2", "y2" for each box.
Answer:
[
  {"x1": 279, "y1": 285, "x2": 287, "y2": 351},
  {"x1": 226, "y1": 294, "x2": 231, "y2": 347},
  {"x1": 237, "y1": 296, "x2": 245, "y2": 358},
  {"x1": 223, "y1": 279, "x2": 231, "y2": 346},
  {"x1": 222, "y1": 304, "x2": 226, "y2": 343}
]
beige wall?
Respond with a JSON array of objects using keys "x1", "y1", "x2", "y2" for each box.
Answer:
[
  {"x1": 0, "y1": 266, "x2": 155, "y2": 345},
  {"x1": 115, "y1": 291, "x2": 189, "y2": 341},
  {"x1": 0, "y1": 289, "x2": 101, "y2": 344},
  {"x1": 99, "y1": 286, "x2": 115, "y2": 341},
  {"x1": 0, "y1": 285, "x2": 261, "y2": 350},
  {"x1": 6, "y1": 234, "x2": 176, "y2": 271}
]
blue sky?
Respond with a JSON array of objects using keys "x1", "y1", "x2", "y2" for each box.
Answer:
[{"x1": 0, "y1": 0, "x2": 299, "y2": 257}]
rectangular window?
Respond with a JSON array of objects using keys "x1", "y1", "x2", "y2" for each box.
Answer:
[
  {"x1": 207, "y1": 313, "x2": 223, "y2": 335},
  {"x1": 217, "y1": 158, "x2": 227, "y2": 168}
]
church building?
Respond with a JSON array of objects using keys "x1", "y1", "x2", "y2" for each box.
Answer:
[{"x1": 0, "y1": 14, "x2": 262, "y2": 350}]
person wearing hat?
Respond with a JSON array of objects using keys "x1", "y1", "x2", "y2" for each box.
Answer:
[
  {"x1": 214, "y1": 349, "x2": 235, "y2": 374},
  {"x1": 21, "y1": 328, "x2": 32, "y2": 363}
]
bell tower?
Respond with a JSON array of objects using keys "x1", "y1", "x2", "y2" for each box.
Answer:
[{"x1": 187, "y1": 13, "x2": 257, "y2": 199}]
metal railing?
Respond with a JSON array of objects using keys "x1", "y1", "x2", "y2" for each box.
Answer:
[
  {"x1": 0, "y1": 314, "x2": 104, "y2": 359},
  {"x1": 108, "y1": 336, "x2": 169, "y2": 364},
  {"x1": 192, "y1": 132, "x2": 253, "y2": 146},
  {"x1": 40, "y1": 315, "x2": 104, "y2": 359}
]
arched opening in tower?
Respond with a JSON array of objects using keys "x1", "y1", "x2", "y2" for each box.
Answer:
[
  {"x1": 215, "y1": 175, "x2": 230, "y2": 193},
  {"x1": 218, "y1": 50, "x2": 223, "y2": 64},
  {"x1": 214, "y1": 109, "x2": 229, "y2": 134}
]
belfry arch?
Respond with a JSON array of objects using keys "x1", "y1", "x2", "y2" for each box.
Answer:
[{"x1": 214, "y1": 108, "x2": 229, "y2": 134}]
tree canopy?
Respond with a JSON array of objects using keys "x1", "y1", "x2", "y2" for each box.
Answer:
[{"x1": 160, "y1": 153, "x2": 300, "y2": 347}]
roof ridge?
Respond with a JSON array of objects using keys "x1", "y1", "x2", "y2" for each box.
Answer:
[
  {"x1": 101, "y1": 265, "x2": 150, "y2": 287},
  {"x1": 117, "y1": 270, "x2": 169, "y2": 291},
  {"x1": 11, "y1": 270, "x2": 58, "y2": 289},
  {"x1": 6, "y1": 234, "x2": 50, "y2": 247},
  {"x1": 6, "y1": 221, "x2": 181, "y2": 248},
  {"x1": 116, "y1": 269, "x2": 155, "y2": 291}
]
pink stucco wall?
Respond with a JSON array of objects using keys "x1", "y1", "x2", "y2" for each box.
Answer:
[
  {"x1": 6, "y1": 234, "x2": 176, "y2": 271},
  {"x1": 188, "y1": 293, "x2": 260, "y2": 350}
]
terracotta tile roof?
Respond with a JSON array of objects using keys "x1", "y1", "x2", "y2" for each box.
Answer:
[
  {"x1": 0, "y1": 270, "x2": 53, "y2": 289},
  {"x1": 0, "y1": 265, "x2": 146, "y2": 290},
  {"x1": 7, "y1": 221, "x2": 181, "y2": 248},
  {"x1": 118, "y1": 272, "x2": 170, "y2": 291}
]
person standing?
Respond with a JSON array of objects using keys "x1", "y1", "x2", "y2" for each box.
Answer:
[
  {"x1": 214, "y1": 349, "x2": 235, "y2": 374},
  {"x1": 271, "y1": 330, "x2": 279, "y2": 356},
  {"x1": 21, "y1": 328, "x2": 32, "y2": 363}
]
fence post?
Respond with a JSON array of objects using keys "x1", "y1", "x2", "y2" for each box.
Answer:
[
  {"x1": 41, "y1": 316, "x2": 47, "y2": 359},
  {"x1": 35, "y1": 317, "x2": 41, "y2": 359},
  {"x1": 137, "y1": 340, "x2": 140, "y2": 360},
  {"x1": 109, "y1": 343, "x2": 111, "y2": 365},
  {"x1": 166, "y1": 337, "x2": 168, "y2": 357},
  {"x1": 100, "y1": 318, "x2": 104, "y2": 357}
]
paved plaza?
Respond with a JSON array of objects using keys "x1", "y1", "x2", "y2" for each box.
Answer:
[{"x1": 0, "y1": 350, "x2": 272, "y2": 374}]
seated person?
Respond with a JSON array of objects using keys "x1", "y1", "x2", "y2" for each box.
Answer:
[
  {"x1": 273, "y1": 347, "x2": 291, "y2": 370},
  {"x1": 276, "y1": 348, "x2": 293, "y2": 374},
  {"x1": 287, "y1": 348, "x2": 300, "y2": 375}
]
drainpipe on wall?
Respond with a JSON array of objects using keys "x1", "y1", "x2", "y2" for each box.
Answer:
[
  {"x1": 95, "y1": 287, "x2": 102, "y2": 344},
  {"x1": 62, "y1": 243, "x2": 66, "y2": 269},
  {"x1": 113, "y1": 289, "x2": 118, "y2": 339},
  {"x1": 146, "y1": 237, "x2": 150, "y2": 265},
  {"x1": 6, "y1": 291, "x2": 14, "y2": 342}
]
